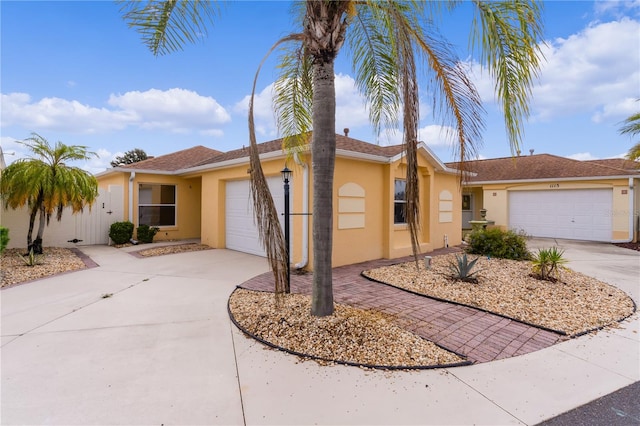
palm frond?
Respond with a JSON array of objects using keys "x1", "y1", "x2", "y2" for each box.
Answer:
[
  {"x1": 248, "y1": 34, "x2": 305, "y2": 296},
  {"x1": 627, "y1": 142, "x2": 640, "y2": 161},
  {"x1": 619, "y1": 111, "x2": 640, "y2": 137},
  {"x1": 273, "y1": 40, "x2": 314, "y2": 154},
  {"x1": 118, "y1": 0, "x2": 219, "y2": 56},
  {"x1": 346, "y1": 2, "x2": 402, "y2": 134},
  {"x1": 471, "y1": 0, "x2": 545, "y2": 155}
]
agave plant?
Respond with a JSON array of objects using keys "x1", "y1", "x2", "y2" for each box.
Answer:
[
  {"x1": 449, "y1": 254, "x2": 481, "y2": 283},
  {"x1": 19, "y1": 248, "x2": 45, "y2": 267},
  {"x1": 531, "y1": 246, "x2": 567, "y2": 281}
]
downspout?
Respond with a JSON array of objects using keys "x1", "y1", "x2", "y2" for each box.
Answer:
[
  {"x1": 613, "y1": 177, "x2": 635, "y2": 243},
  {"x1": 293, "y1": 153, "x2": 309, "y2": 269},
  {"x1": 129, "y1": 171, "x2": 135, "y2": 224}
]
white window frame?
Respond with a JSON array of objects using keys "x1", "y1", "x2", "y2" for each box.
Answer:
[
  {"x1": 394, "y1": 179, "x2": 407, "y2": 224},
  {"x1": 138, "y1": 183, "x2": 177, "y2": 227}
]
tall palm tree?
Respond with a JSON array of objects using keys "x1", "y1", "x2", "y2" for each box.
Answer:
[
  {"x1": 0, "y1": 133, "x2": 98, "y2": 253},
  {"x1": 120, "y1": 0, "x2": 544, "y2": 316},
  {"x1": 619, "y1": 111, "x2": 640, "y2": 160}
]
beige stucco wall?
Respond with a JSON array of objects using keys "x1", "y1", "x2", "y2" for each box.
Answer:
[
  {"x1": 99, "y1": 149, "x2": 463, "y2": 267},
  {"x1": 330, "y1": 156, "x2": 386, "y2": 267},
  {"x1": 477, "y1": 178, "x2": 636, "y2": 241},
  {"x1": 384, "y1": 156, "x2": 462, "y2": 260},
  {"x1": 97, "y1": 172, "x2": 201, "y2": 241},
  {"x1": 197, "y1": 158, "x2": 301, "y2": 260}
]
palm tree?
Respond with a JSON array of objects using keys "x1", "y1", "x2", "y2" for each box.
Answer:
[
  {"x1": 119, "y1": 0, "x2": 544, "y2": 316},
  {"x1": 619, "y1": 110, "x2": 640, "y2": 160},
  {"x1": 0, "y1": 133, "x2": 99, "y2": 253}
]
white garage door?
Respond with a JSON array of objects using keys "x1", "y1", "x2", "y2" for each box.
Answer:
[
  {"x1": 225, "y1": 178, "x2": 288, "y2": 256},
  {"x1": 509, "y1": 189, "x2": 613, "y2": 242}
]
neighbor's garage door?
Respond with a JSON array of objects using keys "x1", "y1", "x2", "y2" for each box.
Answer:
[
  {"x1": 509, "y1": 189, "x2": 612, "y2": 242},
  {"x1": 225, "y1": 178, "x2": 287, "y2": 256}
]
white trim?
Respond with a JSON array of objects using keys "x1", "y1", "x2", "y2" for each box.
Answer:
[
  {"x1": 177, "y1": 150, "x2": 285, "y2": 175},
  {"x1": 468, "y1": 175, "x2": 638, "y2": 186}
]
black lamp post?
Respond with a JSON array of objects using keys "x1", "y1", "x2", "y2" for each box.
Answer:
[{"x1": 281, "y1": 166, "x2": 292, "y2": 293}]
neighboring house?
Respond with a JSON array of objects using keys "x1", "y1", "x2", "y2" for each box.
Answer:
[
  {"x1": 447, "y1": 154, "x2": 640, "y2": 243},
  {"x1": 96, "y1": 134, "x2": 463, "y2": 268}
]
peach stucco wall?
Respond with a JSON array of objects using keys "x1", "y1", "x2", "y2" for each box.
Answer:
[
  {"x1": 99, "y1": 149, "x2": 464, "y2": 267},
  {"x1": 478, "y1": 178, "x2": 637, "y2": 242},
  {"x1": 98, "y1": 172, "x2": 202, "y2": 241}
]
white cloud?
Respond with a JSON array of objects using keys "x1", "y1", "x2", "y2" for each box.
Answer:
[
  {"x1": 594, "y1": 0, "x2": 640, "y2": 18},
  {"x1": 534, "y1": 18, "x2": 640, "y2": 122},
  {"x1": 1, "y1": 88, "x2": 231, "y2": 136},
  {"x1": 419, "y1": 125, "x2": 458, "y2": 148},
  {"x1": 465, "y1": 18, "x2": 640, "y2": 124},
  {"x1": 335, "y1": 73, "x2": 369, "y2": 132},
  {"x1": 80, "y1": 148, "x2": 117, "y2": 175},
  {"x1": 1, "y1": 93, "x2": 134, "y2": 133},
  {"x1": 567, "y1": 152, "x2": 600, "y2": 161},
  {"x1": 234, "y1": 83, "x2": 277, "y2": 138},
  {"x1": 108, "y1": 88, "x2": 230, "y2": 132},
  {"x1": 233, "y1": 74, "x2": 370, "y2": 139}
]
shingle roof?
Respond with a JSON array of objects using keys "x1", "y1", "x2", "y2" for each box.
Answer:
[
  {"x1": 190, "y1": 134, "x2": 405, "y2": 168},
  {"x1": 585, "y1": 158, "x2": 640, "y2": 171},
  {"x1": 445, "y1": 154, "x2": 640, "y2": 182},
  {"x1": 120, "y1": 145, "x2": 223, "y2": 172}
]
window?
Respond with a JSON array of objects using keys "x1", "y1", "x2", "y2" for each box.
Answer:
[
  {"x1": 462, "y1": 194, "x2": 472, "y2": 211},
  {"x1": 394, "y1": 179, "x2": 406, "y2": 224},
  {"x1": 138, "y1": 184, "x2": 176, "y2": 227}
]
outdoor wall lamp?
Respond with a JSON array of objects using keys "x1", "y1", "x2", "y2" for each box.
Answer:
[{"x1": 281, "y1": 166, "x2": 292, "y2": 293}]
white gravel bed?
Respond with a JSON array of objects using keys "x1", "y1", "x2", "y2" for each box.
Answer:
[
  {"x1": 135, "y1": 243, "x2": 211, "y2": 257},
  {"x1": 229, "y1": 289, "x2": 466, "y2": 368},
  {"x1": 363, "y1": 253, "x2": 635, "y2": 336},
  {"x1": 1, "y1": 247, "x2": 86, "y2": 288}
]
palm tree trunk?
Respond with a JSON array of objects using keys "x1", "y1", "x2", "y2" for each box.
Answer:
[
  {"x1": 26, "y1": 205, "x2": 38, "y2": 250},
  {"x1": 311, "y1": 59, "x2": 336, "y2": 317},
  {"x1": 32, "y1": 205, "x2": 46, "y2": 254}
]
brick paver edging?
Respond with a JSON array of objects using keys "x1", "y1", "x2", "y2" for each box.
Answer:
[
  {"x1": 361, "y1": 271, "x2": 568, "y2": 337},
  {"x1": 236, "y1": 250, "x2": 565, "y2": 365}
]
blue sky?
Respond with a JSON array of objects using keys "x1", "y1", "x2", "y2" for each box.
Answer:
[{"x1": 1, "y1": 1, "x2": 639, "y2": 174}]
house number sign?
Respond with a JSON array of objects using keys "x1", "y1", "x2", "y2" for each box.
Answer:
[{"x1": 549, "y1": 183, "x2": 560, "y2": 188}]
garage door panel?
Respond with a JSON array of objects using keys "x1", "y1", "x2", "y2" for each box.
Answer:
[
  {"x1": 509, "y1": 189, "x2": 612, "y2": 242},
  {"x1": 225, "y1": 178, "x2": 288, "y2": 257}
]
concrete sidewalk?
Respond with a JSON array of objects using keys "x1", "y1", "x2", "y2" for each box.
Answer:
[{"x1": 1, "y1": 239, "x2": 638, "y2": 425}]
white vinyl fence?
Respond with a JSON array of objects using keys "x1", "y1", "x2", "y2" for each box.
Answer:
[{"x1": 1, "y1": 185, "x2": 124, "y2": 249}]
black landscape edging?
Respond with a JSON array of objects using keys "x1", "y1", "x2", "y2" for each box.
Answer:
[
  {"x1": 570, "y1": 297, "x2": 637, "y2": 338},
  {"x1": 228, "y1": 287, "x2": 473, "y2": 371}
]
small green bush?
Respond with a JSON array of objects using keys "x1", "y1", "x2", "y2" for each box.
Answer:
[
  {"x1": 0, "y1": 226, "x2": 9, "y2": 254},
  {"x1": 136, "y1": 224, "x2": 159, "y2": 244},
  {"x1": 109, "y1": 221, "x2": 134, "y2": 245},
  {"x1": 466, "y1": 228, "x2": 530, "y2": 260},
  {"x1": 531, "y1": 246, "x2": 567, "y2": 281}
]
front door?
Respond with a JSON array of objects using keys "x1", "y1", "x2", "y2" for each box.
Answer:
[{"x1": 462, "y1": 194, "x2": 473, "y2": 229}]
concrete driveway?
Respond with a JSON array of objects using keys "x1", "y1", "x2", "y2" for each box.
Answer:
[{"x1": 1, "y1": 240, "x2": 638, "y2": 425}]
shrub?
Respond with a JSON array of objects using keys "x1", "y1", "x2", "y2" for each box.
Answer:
[
  {"x1": 0, "y1": 226, "x2": 9, "y2": 254},
  {"x1": 466, "y1": 228, "x2": 530, "y2": 260},
  {"x1": 531, "y1": 246, "x2": 567, "y2": 281},
  {"x1": 136, "y1": 224, "x2": 159, "y2": 244},
  {"x1": 449, "y1": 253, "x2": 481, "y2": 283},
  {"x1": 109, "y1": 221, "x2": 134, "y2": 245}
]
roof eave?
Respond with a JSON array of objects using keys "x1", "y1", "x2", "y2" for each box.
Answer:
[{"x1": 466, "y1": 174, "x2": 640, "y2": 185}]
